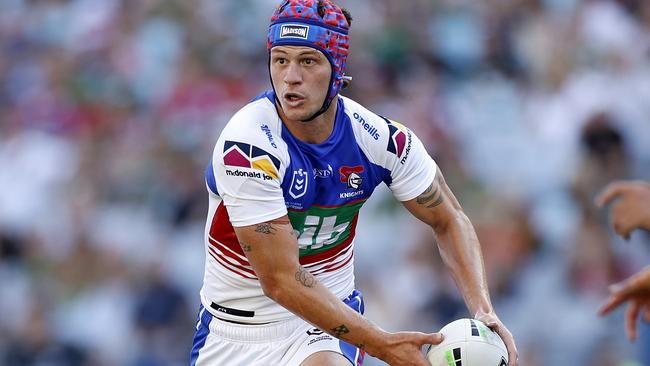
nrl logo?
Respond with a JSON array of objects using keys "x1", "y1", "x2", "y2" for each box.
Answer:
[
  {"x1": 289, "y1": 168, "x2": 308, "y2": 199},
  {"x1": 280, "y1": 25, "x2": 309, "y2": 39}
]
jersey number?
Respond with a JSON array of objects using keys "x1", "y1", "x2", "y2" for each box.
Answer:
[{"x1": 297, "y1": 215, "x2": 349, "y2": 249}]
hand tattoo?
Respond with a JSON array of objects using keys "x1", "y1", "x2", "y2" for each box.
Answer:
[
  {"x1": 295, "y1": 267, "x2": 316, "y2": 288},
  {"x1": 330, "y1": 324, "x2": 350, "y2": 338}
]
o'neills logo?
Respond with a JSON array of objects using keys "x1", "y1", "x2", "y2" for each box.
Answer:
[
  {"x1": 353, "y1": 113, "x2": 380, "y2": 140},
  {"x1": 281, "y1": 25, "x2": 309, "y2": 39}
]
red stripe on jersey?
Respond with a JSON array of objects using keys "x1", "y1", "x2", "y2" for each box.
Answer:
[
  {"x1": 312, "y1": 250, "x2": 354, "y2": 275},
  {"x1": 208, "y1": 237, "x2": 251, "y2": 266},
  {"x1": 208, "y1": 248, "x2": 258, "y2": 280},
  {"x1": 209, "y1": 201, "x2": 243, "y2": 256},
  {"x1": 302, "y1": 242, "x2": 353, "y2": 270},
  {"x1": 299, "y1": 214, "x2": 358, "y2": 265},
  {"x1": 209, "y1": 247, "x2": 257, "y2": 276}
]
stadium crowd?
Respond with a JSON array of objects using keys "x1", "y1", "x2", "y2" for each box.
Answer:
[{"x1": 1, "y1": 0, "x2": 650, "y2": 365}]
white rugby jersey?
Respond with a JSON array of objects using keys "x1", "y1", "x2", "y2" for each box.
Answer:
[{"x1": 201, "y1": 91, "x2": 437, "y2": 323}]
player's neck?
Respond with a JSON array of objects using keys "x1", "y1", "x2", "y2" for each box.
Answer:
[{"x1": 278, "y1": 97, "x2": 338, "y2": 144}]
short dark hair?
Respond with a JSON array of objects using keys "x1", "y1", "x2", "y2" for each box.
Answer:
[{"x1": 317, "y1": 1, "x2": 353, "y2": 27}]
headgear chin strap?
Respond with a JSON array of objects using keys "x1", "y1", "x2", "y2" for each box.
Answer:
[{"x1": 267, "y1": 0, "x2": 350, "y2": 122}]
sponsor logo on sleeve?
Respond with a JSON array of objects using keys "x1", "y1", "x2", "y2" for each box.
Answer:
[
  {"x1": 353, "y1": 113, "x2": 380, "y2": 140},
  {"x1": 260, "y1": 124, "x2": 277, "y2": 148},
  {"x1": 384, "y1": 118, "x2": 412, "y2": 164},
  {"x1": 223, "y1": 140, "x2": 281, "y2": 180},
  {"x1": 280, "y1": 24, "x2": 309, "y2": 39}
]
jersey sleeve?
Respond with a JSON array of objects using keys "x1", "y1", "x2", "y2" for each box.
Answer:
[
  {"x1": 383, "y1": 119, "x2": 438, "y2": 202},
  {"x1": 212, "y1": 111, "x2": 288, "y2": 227}
]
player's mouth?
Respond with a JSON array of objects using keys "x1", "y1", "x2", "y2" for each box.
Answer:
[{"x1": 283, "y1": 92, "x2": 306, "y2": 107}]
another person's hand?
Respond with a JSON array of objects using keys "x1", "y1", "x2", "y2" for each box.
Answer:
[
  {"x1": 599, "y1": 266, "x2": 650, "y2": 341},
  {"x1": 371, "y1": 331, "x2": 443, "y2": 366},
  {"x1": 475, "y1": 311, "x2": 519, "y2": 366},
  {"x1": 595, "y1": 180, "x2": 650, "y2": 240}
]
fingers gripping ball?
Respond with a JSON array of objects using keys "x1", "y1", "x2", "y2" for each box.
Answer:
[{"x1": 427, "y1": 319, "x2": 508, "y2": 366}]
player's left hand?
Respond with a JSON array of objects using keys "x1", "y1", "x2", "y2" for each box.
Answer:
[
  {"x1": 599, "y1": 266, "x2": 650, "y2": 341},
  {"x1": 475, "y1": 311, "x2": 518, "y2": 366}
]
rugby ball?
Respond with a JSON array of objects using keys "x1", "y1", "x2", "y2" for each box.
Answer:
[{"x1": 426, "y1": 318, "x2": 508, "y2": 366}]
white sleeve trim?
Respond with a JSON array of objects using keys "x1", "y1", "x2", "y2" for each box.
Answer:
[
  {"x1": 225, "y1": 198, "x2": 288, "y2": 227},
  {"x1": 391, "y1": 157, "x2": 438, "y2": 202}
]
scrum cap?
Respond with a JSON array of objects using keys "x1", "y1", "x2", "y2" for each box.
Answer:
[{"x1": 267, "y1": 0, "x2": 350, "y2": 119}]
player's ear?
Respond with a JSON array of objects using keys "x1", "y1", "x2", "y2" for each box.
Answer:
[{"x1": 342, "y1": 76, "x2": 352, "y2": 89}]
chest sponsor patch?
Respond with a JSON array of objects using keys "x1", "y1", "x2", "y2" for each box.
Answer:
[
  {"x1": 223, "y1": 140, "x2": 280, "y2": 179},
  {"x1": 313, "y1": 164, "x2": 333, "y2": 178}
]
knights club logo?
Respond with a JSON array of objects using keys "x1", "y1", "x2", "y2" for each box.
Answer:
[
  {"x1": 384, "y1": 118, "x2": 408, "y2": 158},
  {"x1": 223, "y1": 141, "x2": 280, "y2": 179},
  {"x1": 339, "y1": 166, "x2": 364, "y2": 190}
]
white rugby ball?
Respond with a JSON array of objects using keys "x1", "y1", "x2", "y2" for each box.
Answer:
[{"x1": 426, "y1": 318, "x2": 508, "y2": 366}]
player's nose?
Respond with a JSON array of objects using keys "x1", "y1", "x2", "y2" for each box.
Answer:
[{"x1": 283, "y1": 63, "x2": 302, "y2": 84}]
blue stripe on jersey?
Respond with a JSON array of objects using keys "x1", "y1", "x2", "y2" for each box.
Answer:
[
  {"x1": 190, "y1": 305, "x2": 213, "y2": 366},
  {"x1": 205, "y1": 162, "x2": 218, "y2": 195},
  {"x1": 280, "y1": 97, "x2": 391, "y2": 209},
  {"x1": 340, "y1": 290, "x2": 365, "y2": 365},
  {"x1": 250, "y1": 90, "x2": 275, "y2": 104}
]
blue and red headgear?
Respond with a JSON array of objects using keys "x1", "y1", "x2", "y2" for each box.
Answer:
[{"x1": 267, "y1": 0, "x2": 350, "y2": 121}]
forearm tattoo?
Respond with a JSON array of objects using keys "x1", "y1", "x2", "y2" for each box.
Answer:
[
  {"x1": 330, "y1": 324, "x2": 350, "y2": 338},
  {"x1": 295, "y1": 267, "x2": 316, "y2": 288},
  {"x1": 239, "y1": 242, "x2": 252, "y2": 252}
]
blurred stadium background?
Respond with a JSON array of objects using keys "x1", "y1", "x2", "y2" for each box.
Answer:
[{"x1": 1, "y1": 0, "x2": 650, "y2": 365}]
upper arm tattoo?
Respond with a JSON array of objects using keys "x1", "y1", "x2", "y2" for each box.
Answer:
[
  {"x1": 415, "y1": 173, "x2": 445, "y2": 209},
  {"x1": 254, "y1": 223, "x2": 276, "y2": 234},
  {"x1": 253, "y1": 218, "x2": 291, "y2": 235}
]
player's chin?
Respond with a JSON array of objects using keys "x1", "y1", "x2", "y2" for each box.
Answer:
[{"x1": 282, "y1": 105, "x2": 317, "y2": 121}]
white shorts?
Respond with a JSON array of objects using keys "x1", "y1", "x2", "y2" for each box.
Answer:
[{"x1": 190, "y1": 290, "x2": 365, "y2": 366}]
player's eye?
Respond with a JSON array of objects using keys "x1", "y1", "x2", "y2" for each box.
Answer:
[
  {"x1": 302, "y1": 58, "x2": 315, "y2": 65},
  {"x1": 274, "y1": 57, "x2": 287, "y2": 65}
]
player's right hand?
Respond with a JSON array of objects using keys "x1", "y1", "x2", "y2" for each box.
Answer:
[
  {"x1": 371, "y1": 331, "x2": 443, "y2": 366},
  {"x1": 599, "y1": 266, "x2": 650, "y2": 341}
]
